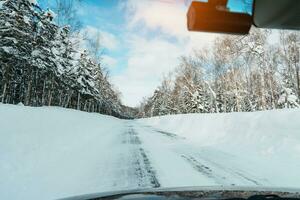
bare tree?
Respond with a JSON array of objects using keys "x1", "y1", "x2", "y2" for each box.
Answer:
[
  {"x1": 41, "y1": 0, "x2": 83, "y2": 31},
  {"x1": 86, "y1": 30, "x2": 104, "y2": 64}
]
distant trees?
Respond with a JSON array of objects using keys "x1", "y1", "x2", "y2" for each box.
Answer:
[
  {"x1": 139, "y1": 28, "x2": 300, "y2": 117},
  {"x1": 279, "y1": 31, "x2": 300, "y2": 107},
  {"x1": 0, "y1": 0, "x2": 131, "y2": 118}
]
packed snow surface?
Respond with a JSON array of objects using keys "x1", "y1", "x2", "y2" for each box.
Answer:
[
  {"x1": 139, "y1": 110, "x2": 300, "y2": 187},
  {"x1": 0, "y1": 104, "x2": 300, "y2": 200}
]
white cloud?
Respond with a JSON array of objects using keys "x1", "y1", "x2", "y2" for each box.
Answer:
[
  {"x1": 127, "y1": 36, "x2": 183, "y2": 77},
  {"x1": 99, "y1": 31, "x2": 119, "y2": 50},
  {"x1": 102, "y1": 55, "x2": 117, "y2": 69},
  {"x1": 112, "y1": 36, "x2": 184, "y2": 107},
  {"x1": 125, "y1": 0, "x2": 188, "y2": 38},
  {"x1": 123, "y1": 0, "x2": 217, "y2": 45},
  {"x1": 111, "y1": 0, "x2": 222, "y2": 106},
  {"x1": 79, "y1": 26, "x2": 119, "y2": 51}
]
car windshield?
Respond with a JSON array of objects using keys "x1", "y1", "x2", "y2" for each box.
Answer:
[{"x1": 0, "y1": 0, "x2": 300, "y2": 200}]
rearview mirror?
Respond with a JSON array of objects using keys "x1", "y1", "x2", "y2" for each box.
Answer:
[
  {"x1": 187, "y1": 1, "x2": 252, "y2": 34},
  {"x1": 253, "y1": 0, "x2": 300, "y2": 30}
]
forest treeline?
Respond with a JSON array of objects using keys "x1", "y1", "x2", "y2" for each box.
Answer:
[
  {"x1": 139, "y1": 29, "x2": 300, "y2": 117},
  {"x1": 0, "y1": 0, "x2": 135, "y2": 118},
  {"x1": 1, "y1": 0, "x2": 299, "y2": 119}
]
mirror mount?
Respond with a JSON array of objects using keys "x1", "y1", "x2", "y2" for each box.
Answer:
[
  {"x1": 187, "y1": 0, "x2": 253, "y2": 35},
  {"x1": 207, "y1": 0, "x2": 228, "y2": 7}
]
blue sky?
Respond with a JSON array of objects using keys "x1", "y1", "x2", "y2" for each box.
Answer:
[
  {"x1": 75, "y1": 0, "x2": 128, "y2": 76},
  {"x1": 45, "y1": 0, "x2": 253, "y2": 107}
]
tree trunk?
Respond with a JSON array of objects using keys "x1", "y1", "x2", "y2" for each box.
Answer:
[
  {"x1": 48, "y1": 91, "x2": 52, "y2": 106},
  {"x1": 25, "y1": 80, "x2": 32, "y2": 106},
  {"x1": 296, "y1": 64, "x2": 300, "y2": 99},
  {"x1": 48, "y1": 77, "x2": 54, "y2": 106},
  {"x1": 65, "y1": 90, "x2": 73, "y2": 108},
  {"x1": 59, "y1": 90, "x2": 63, "y2": 106},
  {"x1": 42, "y1": 79, "x2": 46, "y2": 105},
  {"x1": 77, "y1": 92, "x2": 80, "y2": 110},
  {"x1": 1, "y1": 82, "x2": 7, "y2": 103}
]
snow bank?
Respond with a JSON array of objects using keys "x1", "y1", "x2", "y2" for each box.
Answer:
[
  {"x1": 139, "y1": 109, "x2": 300, "y2": 154},
  {"x1": 139, "y1": 109, "x2": 300, "y2": 187},
  {"x1": 0, "y1": 104, "x2": 125, "y2": 200}
]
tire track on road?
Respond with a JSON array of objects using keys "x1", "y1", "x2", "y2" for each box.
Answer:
[
  {"x1": 181, "y1": 154, "x2": 261, "y2": 186},
  {"x1": 122, "y1": 125, "x2": 161, "y2": 188},
  {"x1": 142, "y1": 124, "x2": 262, "y2": 186}
]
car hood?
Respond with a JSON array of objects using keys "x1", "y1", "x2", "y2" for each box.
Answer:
[{"x1": 59, "y1": 186, "x2": 300, "y2": 200}]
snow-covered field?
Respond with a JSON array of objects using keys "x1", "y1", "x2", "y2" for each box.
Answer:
[{"x1": 1, "y1": 104, "x2": 300, "y2": 200}]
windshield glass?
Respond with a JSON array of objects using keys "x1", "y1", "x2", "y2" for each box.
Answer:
[{"x1": 0, "y1": 0, "x2": 300, "y2": 200}]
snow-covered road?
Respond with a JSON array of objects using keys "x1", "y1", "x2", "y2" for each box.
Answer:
[
  {"x1": 118, "y1": 121, "x2": 265, "y2": 189},
  {"x1": 65, "y1": 120, "x2": 265, "y2": 195}
]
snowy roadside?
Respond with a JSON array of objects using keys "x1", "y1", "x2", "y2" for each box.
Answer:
[
  {"x1": 0, "y1": 104, "x2": 129, "y2": 200},
  {"x1": 138, "y1": 109, "x2": 300, "y2": 188}
]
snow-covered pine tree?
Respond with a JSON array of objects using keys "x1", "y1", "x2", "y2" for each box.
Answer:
[
  {"x1": 0, "y1": 0, "x2": 39, "y2": 104},
  {"x1": 0, "y1": 0, "x2": 126, "y2": 118}
]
